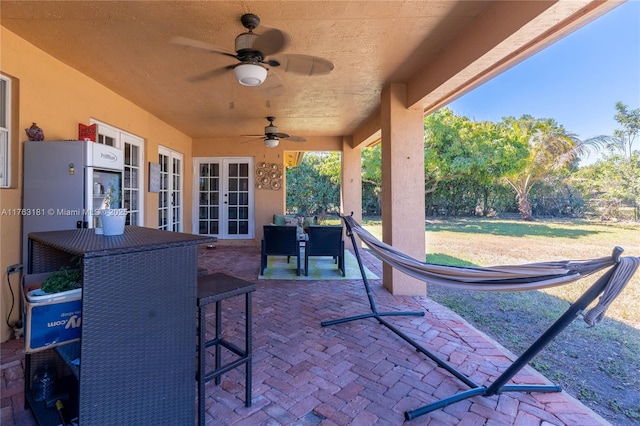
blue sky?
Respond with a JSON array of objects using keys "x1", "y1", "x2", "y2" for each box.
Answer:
[{"x1": 447, "y1": 1, "x2": 640, "y2": 164}]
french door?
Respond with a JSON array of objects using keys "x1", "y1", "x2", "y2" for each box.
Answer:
[
  {"x1": 159, "y1": 147, "x2": 183, "y2": 231},
  {"x1": 193, "y1": 157, "x2": 254, "y2": 239},
  {"x1": 92, "y1": 120, "x2": 144, "y2": 225}
]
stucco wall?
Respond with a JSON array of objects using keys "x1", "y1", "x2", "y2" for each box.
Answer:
[{"x1": 0, "y1": 27, "x2": 194, "y2": 342}]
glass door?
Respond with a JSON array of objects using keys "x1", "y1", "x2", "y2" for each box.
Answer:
[
  {"x1": 226, "y1": 160, "x2": 251, "y2": 237},
  {"x1": 158, "y1": 147, "x2": 183, "y2": 232},
  {"x1": 92, "y1": 120, "x2": 144, "y2": 226},
  {"x1": 91, "y1": 170, "x2": 122, "y2": 210},
  {"x1": 194, "y1": 157, "x2": 254, "y2": 239},
  {"x1": 196, "y1": 161, "x2": 220, "y2": 236},
  {"x1": 122, "y1": 136, "x2": 142, "y2": 226}
]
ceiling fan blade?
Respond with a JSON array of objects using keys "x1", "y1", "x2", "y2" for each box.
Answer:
[
  {"x1": 253, "y1": 28, "x2": 289, "y2": 56},
  {"x1": 273, "y1": 132, "x2": 290, "y2": 139},
  {"x1": 276, "y1": 54, "x2": 334, "y2": 75},
  {"x1": 285, "y1": 136, "x2": 307, "y2": 143},
  {"x1": 241, "y1": 136, "x2": 264, "y2": 144},
  {"x1": 171, "y1": 36, "x2": 237, "y2": 59},
  {"x1": 187, "y1": 66, "x2": 232, "y2": 82},
  {"x1": 260, "y1": 70, "x2": 285, "y2": 97}
]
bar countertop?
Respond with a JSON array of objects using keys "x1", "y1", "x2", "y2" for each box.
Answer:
[{"x1": 28, "y1": 226, "x2": 216, "y2": 258}]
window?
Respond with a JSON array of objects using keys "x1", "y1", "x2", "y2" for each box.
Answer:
[{"x1": 0, "y1": 75, "x2": 11, "y2": 187}]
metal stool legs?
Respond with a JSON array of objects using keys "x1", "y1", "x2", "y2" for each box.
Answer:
[{"x1": 197, "y1": 273, "x2": 255, "y2": 425}]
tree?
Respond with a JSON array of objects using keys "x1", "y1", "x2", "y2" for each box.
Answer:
[
  {"x1": 574, "y1": 153, "x2": 640, "y2": 220},
  {"x1": 611, "y1": 101, "x2": 640, "y2": 161},
  {"x1": 500, "y1": 116, "x2": 604, "y2": 221},
  {"x1": 286, "y1": 152, "x2": 341, "y2": 217},
  {"x1": 570, "y1": 103, "x2": 640, "y2": 221},
  {"x1": 424, "y1": 108, "x2": 525, "y2": 216},
  {"x1": 361, "y1": 144, "x2": 382, "y2": 215}
]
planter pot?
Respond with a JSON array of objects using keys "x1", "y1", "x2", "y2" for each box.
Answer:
[
  {"x1": 100, "y1": 209, "x2": 128, "y2": 236},
  {"x1": 27, "y1": 286, "x2": 82, "y2": 303},
  {"x1": 22, "y1": 273, "x2": 82, "y2": 353}
]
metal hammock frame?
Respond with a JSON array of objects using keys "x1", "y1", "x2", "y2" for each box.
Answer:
[{"x1": 321, "y1": 214, "x2": 639, "y2": 420}]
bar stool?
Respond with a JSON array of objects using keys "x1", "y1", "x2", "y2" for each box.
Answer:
[{"x1": 196, "y1": 273, "x2": 256, "y2": 425}]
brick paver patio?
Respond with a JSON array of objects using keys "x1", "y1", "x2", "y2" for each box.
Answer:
[{"x1": 1, "y1": 245, "x2": 609, "y2": 425}]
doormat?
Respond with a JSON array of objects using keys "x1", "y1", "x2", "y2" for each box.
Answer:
[{"x1": 259, "y1": 250, "x2": 379, "y2": 280}]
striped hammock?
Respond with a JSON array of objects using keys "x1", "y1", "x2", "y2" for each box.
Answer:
[{"x1": 343, "y1": 216, "x2": 639, "y2": 326}]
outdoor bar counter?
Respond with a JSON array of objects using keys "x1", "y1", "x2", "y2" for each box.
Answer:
[{"x1": 25, "y1": 226, "x2": 215, "y2": 425}]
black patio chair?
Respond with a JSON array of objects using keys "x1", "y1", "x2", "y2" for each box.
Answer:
[
  {"x1": 304, "y1": 225, "x2": 345, "y2": 276},
  {"x1": 261, "y1": 225, "x2": 301, "y2": 276}
]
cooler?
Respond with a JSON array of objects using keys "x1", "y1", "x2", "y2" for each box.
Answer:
[{"x1": 23, "y1": 273, "x2": 82, "y2": 353}]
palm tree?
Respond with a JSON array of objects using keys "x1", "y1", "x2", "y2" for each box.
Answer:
[
  {"x1": 500, "y1": 115, "x2": 605, "y2": 221},
  {"x1": 611, "y1": 101, "x2": 640, "y2": 161}
]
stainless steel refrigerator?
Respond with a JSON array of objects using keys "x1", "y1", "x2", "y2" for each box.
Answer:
[{"x1": 22, "y1": 140, "x2": 124, "y2": 265}]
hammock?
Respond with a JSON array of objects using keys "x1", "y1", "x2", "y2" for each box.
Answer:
[
  {"x1": 321, "y1": 214, "x2": 639, "y2": 420},
  {"x1": 344, "y1": 215, "x2": 638, "y2": 325}
]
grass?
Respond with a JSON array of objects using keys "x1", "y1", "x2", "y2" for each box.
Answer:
[{"x1": 361, "y1": 216, "x2": 640, "y2": 425}]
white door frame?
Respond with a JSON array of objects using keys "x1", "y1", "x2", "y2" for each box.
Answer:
[
  {"x1": 91, "y1": 119, "x2": 144, "y2": 225},
  {"x1": 159, "y1": 146, "x2": 184, "y2": 232},
  {"x1": 193, "y1": 157, "x2": 254, "y2": 239},
  {"x1": 0, "y1": 75, "x2": 13, "y2": 188}
]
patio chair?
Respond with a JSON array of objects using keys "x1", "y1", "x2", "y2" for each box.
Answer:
[
  {"x1": 261, "y1": 225, "x2": 301, "y2": 276},
  {"x1": 304, "y1": 225, "x2": 345, "y2": 276}
]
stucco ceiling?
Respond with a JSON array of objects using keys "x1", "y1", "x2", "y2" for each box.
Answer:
[{"x1": 0, "y1": 1, "x2": 620, "y2": 143}]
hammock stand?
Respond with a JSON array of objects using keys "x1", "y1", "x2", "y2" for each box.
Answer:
[{"x1": 321, "y1": 214, "x2": 638, "y2": 421}]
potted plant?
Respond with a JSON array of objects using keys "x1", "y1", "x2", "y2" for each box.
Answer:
[
  {"x1": 41, "y1": 267, "x2": 81, "y2": 293},
  {"x1": 25, "y1": 266, "x2": 82, "y2": 302},
  {"x1": 99, "y1": 180, "x2": 127, "y2": 236},
  {"x1": 23, "y1": 264, "x2": 83, "y2": 352}
]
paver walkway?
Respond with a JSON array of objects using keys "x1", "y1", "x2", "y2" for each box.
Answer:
[{"x1": 1, "y1": 245, "x2": 609, "y2": 425}]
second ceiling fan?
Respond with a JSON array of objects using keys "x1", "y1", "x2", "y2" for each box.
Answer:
[
  {"x1": 172, "y1": 13, "x2": 334, "y2": 86},
  {"x1": 244, "y1": 117, "x2": 307, "y2": 147}
]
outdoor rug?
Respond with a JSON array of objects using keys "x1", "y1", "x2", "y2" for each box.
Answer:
[{"x1": 259, "y1": 250, "x2": 379, "y2": 280}]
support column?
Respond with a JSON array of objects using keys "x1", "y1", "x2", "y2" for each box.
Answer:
[
  {"x1": 341, "y1": 136, "x2": 362, "y2": 249},
  {"x1": 380, "y1": 83, "x2": 426, "y2": 295}
]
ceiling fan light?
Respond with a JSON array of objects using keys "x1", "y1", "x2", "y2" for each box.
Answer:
[
  {"x1": 234, "y1": 63, "x2": 267, "y2": 86},
  {"x1": 264, "y1": 138, "x2": 279, "y2": 148}
]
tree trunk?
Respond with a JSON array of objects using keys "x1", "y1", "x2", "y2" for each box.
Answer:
[
  {"x1": 482, "y1": 188, "x2": 490, "y2": 216},
  {"x1": 517, "y1": 193, "x2": 534, "y2": 221}
]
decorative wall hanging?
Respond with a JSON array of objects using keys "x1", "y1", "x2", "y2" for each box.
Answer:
[
  {"x1": 255, "y1": 162, "x2": 283, "y2": 190},
  {"x1": 78, "y1": 123, "x2": 97, "y2": 142},
  {"x1": 148, "y1": 162, "x2": 161, "y2": 192}
]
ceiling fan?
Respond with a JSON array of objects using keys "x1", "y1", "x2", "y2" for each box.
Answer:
[
  {"x1": 171, "y1": 13, "x2": 334, "y2": 86},
  {"x1": 244, "y1": 117, "x2": 307, "y2": 147}
]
